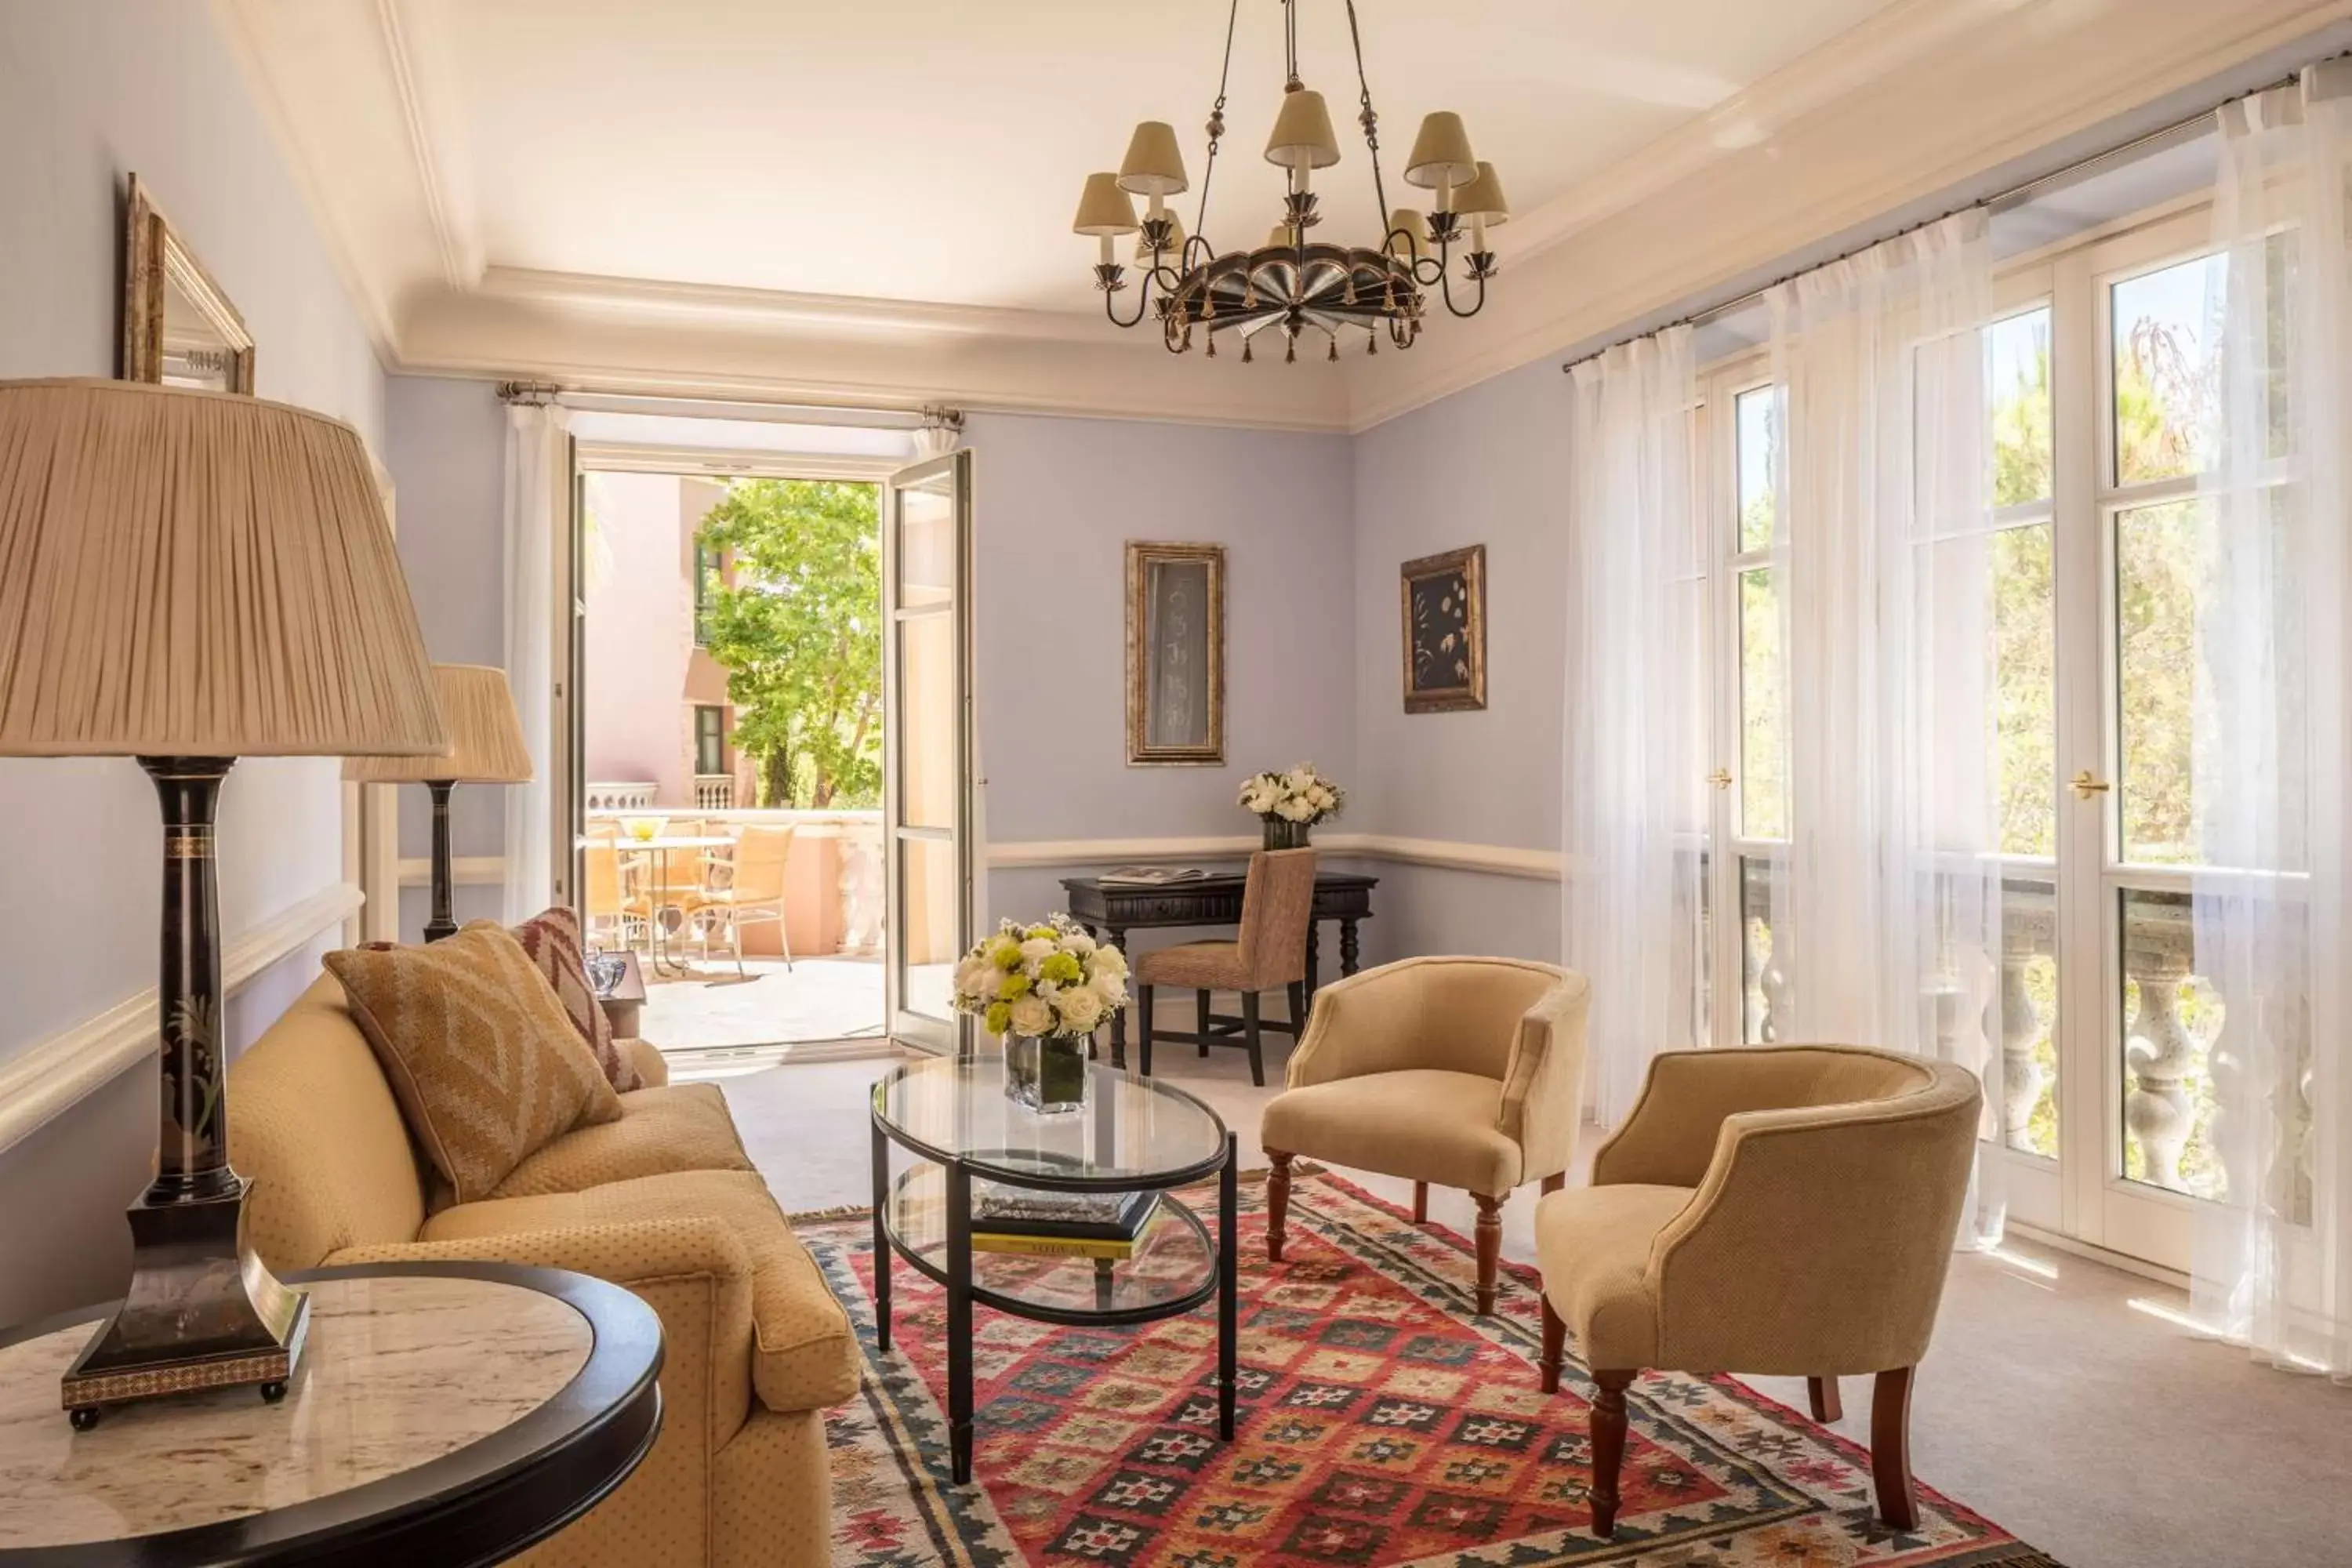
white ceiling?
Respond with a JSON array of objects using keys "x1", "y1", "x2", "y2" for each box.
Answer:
[{"x1": 229, "y1": 0, "x2": 1904, "y2": 314}]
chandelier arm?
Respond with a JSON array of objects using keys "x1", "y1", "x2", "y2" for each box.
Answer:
[
  {"x1": 1343, "y1": 0, "x2": 1392, "y2": 226},
  {"x1": 1434, "y1": 251, "x2": 1487, "y2": 318},
  {"x1": 1104, "y1": 268, "x2": 1158, "y2": 329},
  {"x1": 1193, "y1": 0, "x2": 1241, "y2": 246}
]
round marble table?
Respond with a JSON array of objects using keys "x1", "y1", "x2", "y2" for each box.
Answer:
[{"x1": 0, "y1": 1262, "x2": 662, "y2": 1566}]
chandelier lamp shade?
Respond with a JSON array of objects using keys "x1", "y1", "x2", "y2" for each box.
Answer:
[
  {"x1": 345, "y1": 662, "x2": 535, "y2": 942},
  {"x1": 0, "y1": 377, "x2": 447, "y2": 1426},
  {"x1": 1076, "y1": 0, "x2": 1502, "y2": 361}
]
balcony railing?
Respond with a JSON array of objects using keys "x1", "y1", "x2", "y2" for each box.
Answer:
[
  {"x1": 586, "y1": 807, "x2": 884, "y2": 956},
  {"x1": 586, "y1": 779, "x2": 657, "y2": 811},
  {"x1": 694, "y1": 775, "x2": 735, "y2": 811}
]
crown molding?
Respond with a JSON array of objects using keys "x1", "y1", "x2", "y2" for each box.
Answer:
[
  {"x1": 474, "y1": 267, "x2": 1111, "y2": 345},
  {"x1": 1339, "y1": 0, "x2": 2352, "y2": 433},
  {"x1": 373, "y1": 0, "x2": 481, "y2": 289}
]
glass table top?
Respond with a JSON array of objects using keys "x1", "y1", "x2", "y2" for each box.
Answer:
[
  {"x1": 886, "y1": 1165, "x2": 1215, "y2": 1316},
  {"x1": 872, "y1": 1056, "x2": 1229, "y2": 1187}
]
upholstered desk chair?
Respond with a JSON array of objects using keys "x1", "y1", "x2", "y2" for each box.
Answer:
[
  {"x1": 1534, "y1": 1045, "x2": 1981, "y2": 1537},
  {"x1": 1135, "y1": 848, "x2": 1318, "y2": 1087},
  {"x1": 1261, "y1": 956, "x2": 1589, "y2": 1314}
]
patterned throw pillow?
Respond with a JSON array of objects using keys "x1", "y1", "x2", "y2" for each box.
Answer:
[
  {"x1": 325, "y1": 925, "x2": 626, "y2": 1203},
  {"x1": 498, "y1": 906, "x2": 639, "y2": 1093}
]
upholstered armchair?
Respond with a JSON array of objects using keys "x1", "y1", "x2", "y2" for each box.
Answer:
[
  {"x1": 1534, "y1": 1045, "x2": 1981, "y2": 1537},
  {"x1": 1260, "y1": 956, "x2": 1589, "y2": 1313}
]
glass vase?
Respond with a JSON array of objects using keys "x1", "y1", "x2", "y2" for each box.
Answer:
[
  {"x1": 1004, "y1": 1033, "x2": 1091, "y2": 1115},
  {"x1": 1262, "y1": 817, "x2": 1311, "y2": 850}
]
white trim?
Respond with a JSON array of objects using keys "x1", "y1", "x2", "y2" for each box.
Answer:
[
  {"x1": 575, "y1": 441, "x2": 902, "y2": 481},
  {"x1": 396, "y1": 855, "x2": 506, "y2": 887},
  {"x1": 984, "y1": 833, "x2": 1566, "y2": 881},
  {"x1": 0, "y1": 881, "x2": 365, "y2": 1156}
]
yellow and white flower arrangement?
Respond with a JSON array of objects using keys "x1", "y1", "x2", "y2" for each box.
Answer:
[
  {"x1": 1239, "y1": 761, "x2": 1346, "y2": 826},
  {"x1": 951, "y1": 913, "x2": 1129, "y2": 1040}
]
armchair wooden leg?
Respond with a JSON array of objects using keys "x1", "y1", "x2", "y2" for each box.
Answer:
[
  {"x1": 1539, "y1": 1293, "x2": 1566, "y2": 1394},
  {"x1": 1241, "y1": 990, "x2": 1264, "y2": 1087},
  {"x1": 1807, "y1": 1376, "x2": 1842, "y2": 1424},
  {"x1": 1472, "y1": 1192, "x2": 1504, "y2": 1316},
  {"x1": 1266, "y1": 1149, "x2": 1293, "y2": 1262},
  {"x1": 1588, "y1": 1369, "x2": 1635, "y2": 1537},
  {"x1": 1196, "y1": 989, "x2": 1210, "y2": 1057},
  {"x1": 1871, "y1": 1367, "x2": 1918, "y2": 1530},
  {"x1": 1137, "y1": 984, "x2": 1155, "y2": 1077},
  {"x1": 1412, "y1": 1181, "x2": 1428, "y2": 1222}
]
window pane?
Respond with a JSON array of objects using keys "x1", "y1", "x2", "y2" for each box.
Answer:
[
  {"x1": 1738, "y1": 568, "x2": 1785, "y2": 839},
  {"x1": 1739, "y1": 854, "x2": 1778, "y2": 1042},
  {"x1": 1990, "y1": 307, "x2": 2053, "y2": 506},
  {"x1": 1735, "y1": 387, "x2": 1777, "y2": 550},
  {"x1": 2112, "y1": 255, "x2": 2223, "y2": 486},
  {"x1": 1993, "y1": 524, "x2": 2056, "y2": 857},
  {"x1": 2119, "y1": 888, "x2": 2223, "y2": 1200},
  {"x1": 1998, "y1": 879, "x2": 2059, "y2": 1159},
  {"x1": 2116, "y1": 499, "x2": 2207, "y2": 864}
]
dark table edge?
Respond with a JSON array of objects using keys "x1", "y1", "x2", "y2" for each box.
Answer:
[{"x1": 0, "y1": 1261, "x2": 666, "y2": 1568}]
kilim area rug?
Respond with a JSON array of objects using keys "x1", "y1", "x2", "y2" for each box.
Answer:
[{"x1": 801, "y1": 1170, "x2": 2063, "y2": 1567}]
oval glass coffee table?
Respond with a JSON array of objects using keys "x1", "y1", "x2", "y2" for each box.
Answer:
[{"x1": 870, "y1": 1056, "x2": 1236, "y2": 1485}]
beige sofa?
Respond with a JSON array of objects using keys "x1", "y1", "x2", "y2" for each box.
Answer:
[{"x1": 227, "y1": 975, "x2": 857, "y2": 1568}]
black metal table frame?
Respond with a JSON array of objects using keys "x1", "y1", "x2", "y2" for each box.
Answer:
[{"x1": 869, "y1": 1071, "x2": 1238, "y2": 1487}]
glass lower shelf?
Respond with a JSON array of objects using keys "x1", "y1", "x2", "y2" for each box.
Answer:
[{"x1": 884, "y1": 1163, "x2": 1215, "y2": 1319}]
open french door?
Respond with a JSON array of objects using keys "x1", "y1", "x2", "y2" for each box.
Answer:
[{"x1": 881, "y1": 450, "x2": 975, "y2": 1054}]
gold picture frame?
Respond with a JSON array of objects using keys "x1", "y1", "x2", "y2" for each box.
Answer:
[
  {"x1": 122, "y1": 174, "x2": 256, "y2": 394},
  {"x1": 1400, "y1": 543, "x2": 1486, "y2": 713},
  {"x1": 1124, "y1": 541, "x2": 1226, "y2": 765}
]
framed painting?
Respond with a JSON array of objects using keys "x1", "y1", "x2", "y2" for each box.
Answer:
[
  {"x1": 1399, "y1": 544, "x2": 1486, "y2": 713},
  {"x1": 1124, "y1": 541, "x2": 1225, "y2": 765},
  {"x1": 122, "y1": 174, "x2": 255, "y2": 394}
]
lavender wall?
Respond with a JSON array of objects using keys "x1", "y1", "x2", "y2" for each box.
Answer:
[
  {"x1": 382, "y1": 375, "x2": 510, "y2": 939},
  {"x1": 1347, "y1": 358, "x2": 1569, "y2": 966},
  {"x1": 0, "y1": 0, "x2": 388, "y2": 1323},
  {"x1": 964, "y1": 412, "x2": 1358, "y2": 934}
]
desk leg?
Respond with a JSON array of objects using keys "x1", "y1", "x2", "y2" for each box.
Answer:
[
  {"x1": 1339, "y1": 918, "x2": 1361, "y2": 978},
  {"x1": 1218, "y1": 1133, "x2": 1238, "y2": 1441},
  {"x1": 946, "y1": 1159, "x2": 974, "y2": 1485},
  {"x1": 1305, "y1": 920, "x2": 1321, "y2": 997},
  {"x1": 871, "y1": 1123, "x2": 891, "y2": 1355},
  {"x1": 1105, "y1": 927, "x2": 1130, "y2": 1069}
]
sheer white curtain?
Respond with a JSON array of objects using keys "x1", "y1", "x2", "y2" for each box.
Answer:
[
  {"x1": 2190, "y1": 76, "x2": 2352, "y2": 1378},
  {"x1": 502, "y1": 399, "x2": 570, "y2": 924},
  {"x1": 1563, "y1": 326, "x2": 1708, "y2": 1126},
  {"x1": 1766, "y1": 212, "x2": 2008, "y2": 1242}
]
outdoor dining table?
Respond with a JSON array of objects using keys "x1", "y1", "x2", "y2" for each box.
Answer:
[{"x1": 610, "y1": 834, "x2": 734, "y2": 976}]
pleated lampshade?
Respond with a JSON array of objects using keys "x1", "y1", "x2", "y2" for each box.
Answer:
[
  {"x1": 343, "y1": 664, "x2": 532, "y2": 784},
  {"x1": 0, "y1": 378, "x2": 446, "y2": 758}
]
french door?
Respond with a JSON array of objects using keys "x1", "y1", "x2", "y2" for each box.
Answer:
[
  {"x1": 881, "y1": 450, "x2": 975, "y2": 1055},
  {"x1": 1694, "y1": 201, "x2": 2250, "y2": 1274}
]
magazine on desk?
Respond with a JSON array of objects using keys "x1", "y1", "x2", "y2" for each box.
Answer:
[{"x1": 1097, "y1": 866, "x2": 1214, "y2": 887}]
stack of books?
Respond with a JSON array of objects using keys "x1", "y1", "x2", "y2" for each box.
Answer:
[
  {"x1": 1097, "y1": 866, "x2": 1211, "y2": 887},
  {"x1": 971, "y1": 1183, "x2": 1160, "y2": 1261}
]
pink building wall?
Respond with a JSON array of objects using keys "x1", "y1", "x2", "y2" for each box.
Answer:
[{"x1": 584, "y1": 472, "x2": 729, "y2": 809}]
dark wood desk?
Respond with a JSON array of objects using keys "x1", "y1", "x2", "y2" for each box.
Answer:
[{"x1": 1062, "y1": 869, "x2": 1377, "y2": 1066}]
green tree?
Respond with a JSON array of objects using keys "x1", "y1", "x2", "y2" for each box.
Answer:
[{"x1": 696, "y1": 479, "x2": 883, "y2": 808}]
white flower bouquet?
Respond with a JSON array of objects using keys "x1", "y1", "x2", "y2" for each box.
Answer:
[
  {"x1": 951, "y1": 914, "x2": 1129, "y2": 1112},
  {"x1": 1239, "y1": 761, "x2": 1345, "y2": 847}
]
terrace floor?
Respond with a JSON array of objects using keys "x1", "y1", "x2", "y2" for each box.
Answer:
[{"x1": 637, "y1": 953, "x2": 886, "y2": 1054}]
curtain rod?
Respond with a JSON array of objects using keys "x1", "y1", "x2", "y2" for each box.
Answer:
[{"x1": 1558, "y1": 64, "x2": 2312, "y2": 376}]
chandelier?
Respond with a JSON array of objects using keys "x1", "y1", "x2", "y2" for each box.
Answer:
[{"x1": 1073, "y1": 0, "x2": 1506, "y2": 362}]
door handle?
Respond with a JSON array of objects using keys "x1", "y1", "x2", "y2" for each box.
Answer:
[
  {"x1": 1707, "y1": 768, "x2": 1733, "y2": 790},
  {"x1": 2070, "y1": 770, "x2": 2111, "y2": 800}
]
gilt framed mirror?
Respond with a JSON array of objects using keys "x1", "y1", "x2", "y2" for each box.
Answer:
[
  {"x1": 1124, "y1": 540, "x2": 1225, "y2": 765},
  {"x1": 122, "y1": 174, "x2": 255, "y2": 394}
]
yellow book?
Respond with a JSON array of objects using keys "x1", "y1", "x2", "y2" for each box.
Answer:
[{"x1": 971, "y1": 1232, "x2": 1135, "y2": 1261}]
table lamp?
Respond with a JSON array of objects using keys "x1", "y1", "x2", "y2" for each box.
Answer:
[
  {"x1": 0, "y1": 378, "x2": 447, "y2": 1425},
  {"x1": 344, "y1": 663, "x2": 533, "y2": 942}
]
